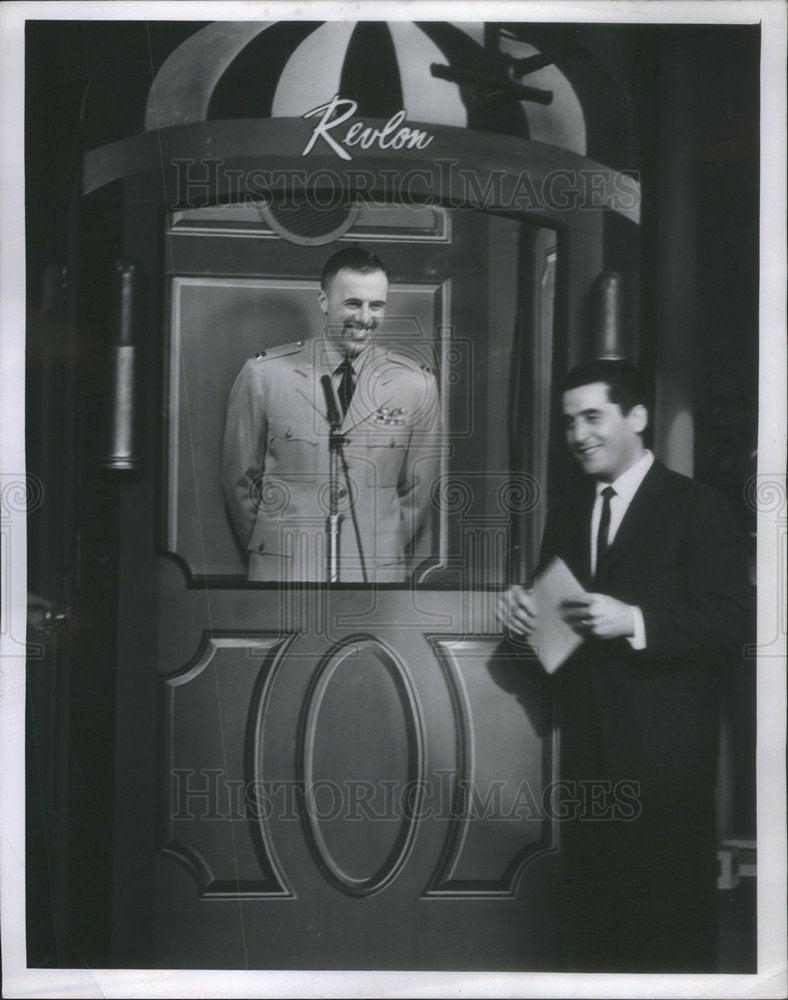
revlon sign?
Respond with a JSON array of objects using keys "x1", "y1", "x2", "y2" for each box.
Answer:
[{"x1": 302, "y1": 95, "x2": 436, "y2": 160}]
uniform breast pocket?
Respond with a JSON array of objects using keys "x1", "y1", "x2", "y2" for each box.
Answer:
[
  {"x1": 267, "y1": 421, "x2": 321, "y2": 479},
  {"x1": 364, "y1": 430, "x2": 408, "y2": 487}
]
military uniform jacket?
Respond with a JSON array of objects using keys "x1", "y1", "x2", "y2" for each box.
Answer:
[{"x1": 221, "y1": 338, "x2": 442, "y2": 582}]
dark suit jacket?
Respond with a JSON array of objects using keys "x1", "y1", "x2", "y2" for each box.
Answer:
[
  {"x1": 540, "y1": 459, "x2": 751, "y2": 789},
  {"x1": 538, "y1": 460, "x2": 753, "y2": 970}
]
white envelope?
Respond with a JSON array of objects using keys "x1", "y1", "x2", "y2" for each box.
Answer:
[{"x1": 527, "y1": 557, "x2": 588, "y2": 672}]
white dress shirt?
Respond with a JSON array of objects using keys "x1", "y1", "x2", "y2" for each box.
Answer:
[{"x1": 590, "y1": 450, "x2": 654, "y2": 649}]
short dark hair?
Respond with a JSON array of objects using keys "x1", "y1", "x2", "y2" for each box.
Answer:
[
  {"x1": 559, "y1": 360, "x2": 648, "y2": 415},
  {"x1": 320, "y1": 247, "x2": 388, "y2": 291}
]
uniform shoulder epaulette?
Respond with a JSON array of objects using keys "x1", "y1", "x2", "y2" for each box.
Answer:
[{"x1": 251, "y1": 340, "x2": 305, "y2": 362}]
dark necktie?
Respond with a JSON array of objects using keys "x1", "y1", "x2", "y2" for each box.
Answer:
[
  {"x1": 336, "y1": 356, "x2": 355, "y2": 415},
  {"x1": 595, "y1": 485, "x2": 616, "y2": 574}
]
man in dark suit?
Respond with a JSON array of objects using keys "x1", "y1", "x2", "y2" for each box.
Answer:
[{"x1": 497, "y1": 360, "x2": 752, "y2": 972}]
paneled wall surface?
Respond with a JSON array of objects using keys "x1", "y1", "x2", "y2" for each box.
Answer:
[{"x1": 154, "y1": 591, "x2": 559, "y2": 969}]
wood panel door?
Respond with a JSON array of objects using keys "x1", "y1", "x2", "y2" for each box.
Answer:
[
  {"x1": 155, "y1": 592, "x2": 559, "y2": 969},
  {"x1": 112, "y1": 201, "x2": 561, "y2": 969}
]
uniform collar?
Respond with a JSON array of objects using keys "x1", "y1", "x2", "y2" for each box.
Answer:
[
  {"x1": 295, "y1": 338, "x2": 373, "y2": 377},
  {"x1": 319, "y1": 337, "x2": 374, "y2": 373}
]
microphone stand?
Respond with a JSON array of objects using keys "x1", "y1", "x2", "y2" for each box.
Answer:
[
  {"x1": 327, "y1": 425, "x2": 344, "y2": 584},
  {"x1": 321, "y1": 375, "x2": 346, "y2": 584},
  {"x1": 320, "y1": 374, "x2": 369, "y2": 585}
]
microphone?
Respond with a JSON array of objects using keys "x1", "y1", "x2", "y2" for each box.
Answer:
[{"x1": 320, "y1": 374, "x2": 342, "y2": 430}]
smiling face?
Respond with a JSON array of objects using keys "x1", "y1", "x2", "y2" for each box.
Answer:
[
  {"x1": 562, "y1": 381, "x2": 647, "y2": 482},
  {"x1": 318, "y1": 267, "x2": 388, "y2": 359}
]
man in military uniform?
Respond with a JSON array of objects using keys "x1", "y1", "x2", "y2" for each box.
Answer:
[{"x1": 221, "y1": 247, "x2": 442, "y2": 583}]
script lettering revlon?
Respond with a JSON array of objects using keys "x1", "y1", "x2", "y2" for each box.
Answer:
[{"x1": 302, "y1": 95, "x2": 435, "y2": 161}]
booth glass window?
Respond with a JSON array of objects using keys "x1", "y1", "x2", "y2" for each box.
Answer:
[{"x1": 163, "y1": 200, "x2": 555, "y2": 587}]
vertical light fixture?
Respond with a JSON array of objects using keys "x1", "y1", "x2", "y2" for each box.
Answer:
[
  {"x1": 102, "y1": 258, "x2": 141, "y2": 472},
  {"x1": 591, "y1": 270, "x2": 624, "y2": 359}
]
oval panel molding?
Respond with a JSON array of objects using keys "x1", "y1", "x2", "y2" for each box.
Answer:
[{"x1": 297, "y1": 635, "x2": 425, "y2": 896}]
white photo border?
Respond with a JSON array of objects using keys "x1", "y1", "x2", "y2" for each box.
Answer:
[{"x1": 2, "y1": 2, "x2": 785, "y2": 998}]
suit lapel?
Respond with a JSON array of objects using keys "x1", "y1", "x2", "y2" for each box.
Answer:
[
  {"x1": 578, "y1": 484, "x2": 596, "y2": 585},
  {"x1": 595, "y1": 462, "x2": 670, "y2": 582},
  {"x1": 290, "y1": 342, "x2": 391, "y2": 431},
  {"x1": 341, "y1": 344, "x2": 392, "y2": 431},
  {"x1": 341, "y1": 360, "x2": 364, "y2": 430}
]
